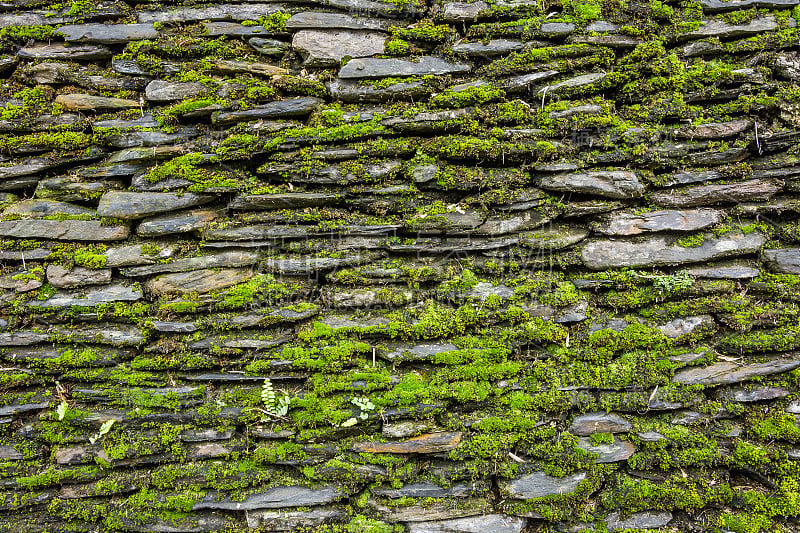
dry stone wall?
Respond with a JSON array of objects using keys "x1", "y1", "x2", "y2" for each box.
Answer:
[{"x1": 1, "y1": 0, "x2": 800, "y2": 531}]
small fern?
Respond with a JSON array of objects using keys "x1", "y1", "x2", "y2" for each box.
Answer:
[
  {"x1": 261, "y1": 378, "x2": 290, "y2": 418},
  {"x1": 261, "y1": 378, "x2": 277, "y2": 411}
]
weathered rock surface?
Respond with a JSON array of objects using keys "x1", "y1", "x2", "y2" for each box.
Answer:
[
  {"x1": 570, "y1": 412, "x2": 632, "y2": 435},
  {"x1": 353, "y1": 432, "x2": 462, "y2": 454},
  {"x1": 539, "y1": 171, "x2": 644, "y2": 199},
  {"x1": 292, "y1": 30, "x2": 386, "y2": 67},
  {"x1": 0, "y1": 220, "x2": 129, "y2": 241},
  {"x1": 651, "y1": 179, "x2": 783, "y2": 207},
  {"x1": 145, "y1": 268, "x2": 253, "y2": 295},
  {"x1": 593, "y1": 209, "x2": 724, "y2": 235},
  {"x1": 56, "y1": 23, "x2": 157, "y2": 43},
  {"x1": 581, "y1": 231, "x2": 766, "y2": 269},
  {"x1": 339, "y1": 56, "x2": 471, "y2": 78},
  {"x1": 97, "y1": 192, "x2": 214, "y2": 219},
  {"x1": 407, "y1": 514, "x2": 526, "y2": 533},
  {"x1": 145, "y1": 81, "x2": 209, "y2": 102},
  {"x1": 501, "y1": 471, "x2": 586, "y2": 499},
  {"x1": 672, "y1": 357, "x2": 800, "y2": 385}
]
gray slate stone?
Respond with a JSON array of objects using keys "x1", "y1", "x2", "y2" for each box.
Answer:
[
  {"x1": 17, "y1": 43, "x2": 112, "y2": 60},
  {"x1": 194, "y1": 486, "x2": 345, "y2": 510},
  {"x1": 214, "y1": 97, "x2": 323, "y2": 125},
  {"x1": 339, "y1": 56, "x2": 471, "y2": 79},
  {"x1": 593, "y1": 208, "x2": 724, "y2": 235},
  {"x1": 699, "y1": 0, "x2": 799, "y2": 11},
  {"x1": 293, "y1": 30, "x2": 386, "y2": 67},
  {"x1": 764, "y1": 248, "x2": 800, "y2": 274},
  {"x1": 229, "y1": 193, "x2": 341, "y2": 210},
  {"x1": 97, "y1": 192, "x2": 215, "y2": 220},
  {"x1": 380, "y1": 343, "x2": 459, "y2": 362},
  {"x1": 28, "y1": 284, "x2": 142, "y2": 310},
  {"x1": 453, "y1": 39, "x2": 526, "y2": 56},
  {"x1": 145, "y1": 81, "x2": 209, "y2": 102},
  {"x1": 146, "y1": 268, "x2": 253, "y2": 295},
  {"x1": 123, "y1": 251, "x2": 259, "y2": 276},
  {"x1": 539, "y1": 171, "x2": 644, "y2": 199},
  {"x1": 440, "y1": 1, "x2": 489, "y2": 21},
  {"x1": 139, "y1": 4, "x2": 287, "y2": 23},
  {"x1": 55, "y1": 23, "x2": 157, "y2": 43},
  {"x1": 46, "y1": 265, "x2": 112, "y2": 288},
  {"x1": 408, "y1": 515, "x2": 526, "y2": 533},
  {"x1": 286, "y1": 11, "x2": 392, "y2": 31},
  {"x1": 249, "y1": 37, "x2": 291, "y2": 55},
  {"x1": 569, "y1": 412, "x2": 631, "y2": 435},
  {"x1": 0, "y1": 220, "x2": 129, "y2": 241},
  {"x1": 246, "y1": 509, "x2": 346, "y2": 530},
  {"x1": 2, "y1": 199, "x2": 92, "y2": 218},
  {"x1": 577, "y1": 438, "x2": 635, "y2": 463},
  {"x1": 55, "y1": 94, "x2": 140, "y2": 111},
  {"x1": 137, "y1": 209, "x2": 221, "y2": 237},
  {"x1": 581, "y1": 231, "x2": 766, "y2": 269},
  {"x1": 606, "y1": 511, "x2": 673, "y2": 532},
  {"x1": 672, "y1": 357, "x2": 800, "y2": 385},
  {"x1": 328, "y1": 78, "x2": 429, "y2": 103},
  {"x1": 502, "y1": 471, "x2": 586, "y2": 499},
  {"x1": 678, "y1": 15, "x2": 785, "y2": 40}
]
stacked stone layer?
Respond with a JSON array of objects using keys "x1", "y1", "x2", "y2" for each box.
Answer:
[{"x1": 1, "y1": 0, "x2": 800, "y2": 531}]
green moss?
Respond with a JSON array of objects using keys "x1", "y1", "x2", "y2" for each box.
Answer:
[{"x1": 430, "y1": 84, "x2": 506, "y2": 109}]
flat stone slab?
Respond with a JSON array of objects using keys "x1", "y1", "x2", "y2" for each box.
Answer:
[
  {"x1": 17, "y1": 43, "x2": 112, "y2": 60},
  {"x1": 2, "y1": 199, "x2": 93, "y2": 218},
  {"x1": 539, "y1": 170, "x2": 644, "y2": 199},
  {"x1": 123, "y1": 251, "x2": 259, "y2": 276},
  {"x1": 138, "y1": 4, "x2": 287, "y2": 23},
  {"x1": 98, "y1": 192, "x2": 215, "y2": 220},
  {"x1": 501, "y1": 471, "x2": 586, "y2": 499},
  {"x1": 55, "y1": 93, "x2": 140, "y2": 111},
  {"x1": 353, "y1": 432, "x2": 462, "y2": 454},
  {"x1": 577, "y1": 438, "x2": 635, "y2": 463},
  {"x1": 55, "y1": 23, "x2": 157, "y2": 43},
  {"x1": 380, "y1": 343, "x2": 459, "y2": 362},
  {"x1": 651, "y1": 179, "x2": 782, "y2": 207},
  {"x1": 678, "y1": 15, "x2": 785, "y2": 41},
  {"x1": 672, "y1": 356, "x2": 800, "y2": 386},
  {"x1": 676, "y1": 119, "x2": 752, "y2": 139},
  {"x1": 229, "y1": 193, "x2": 342, "y2": 210},
  {"x1": 293, "y1": 30, "x2": 386, "y2": 67},
  {"x1": 246, "y1": 509, "x2": 346, "y2": 530},
  {"x1": 194, "y1": 486, "x2": 345, "y2": 510},
  {"x1": 407, "y1": 514, "x2": 526, "y2": 533},
  {"x1": 339, "y1": 56, "x2": 471, "y2": 79},
  {"x1": 606, "y1": 511, "x2": 673, "y2": 532},
  {"x1": 700, "y1": 0, "x2": 799, "y2": 10},
  {"x1": 569, "y1": 412, "x2": 631, "y2": 435},
  {"x1": 580, "y1": 231, "x2": 766, "y2": 269},
  {"x1": 214, "y1": 97, "x2": 323, "y2": 125},
  {"x1": 593, "y1": 208, "x2": 724, "y2": 235},
  {"x1": 286, "y1": 11, "x2": 392, "y2": 31},
  {"x1": 0, "y1": 220, "x2": 129, "y2": 241},
  {"x1": 146, "y1": 268, "x2": 253, "y2": 296},
  {"x1": 28, "y1": 284, "x2": 142, "y2": 310},
  {"x1": 145, "y1": 80, "x2": 209, "y2": 102},
  {"x1": 137, "y1": 209, "x2": 221, "y2": 237},
  {"x1": 764, "y1": 248, "x2": 800, "y2": 274},
  {"x1": 376, "y1": 498, "x2": 491, "y2": 523}
]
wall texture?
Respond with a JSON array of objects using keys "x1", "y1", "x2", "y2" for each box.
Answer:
[{"x1": 1, "y1": 0, "x2": 800, "y2": 531}]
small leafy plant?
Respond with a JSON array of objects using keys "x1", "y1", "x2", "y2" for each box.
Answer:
[
  {"x1": 260, "y1": 378, "x2": 290, "y2": 418},
  {"x1": 341, "y1": 396, "x2": 376, "y2": 427},
  {"x1": 89, "y1": 420, "x2": 115, "y2": 444}
]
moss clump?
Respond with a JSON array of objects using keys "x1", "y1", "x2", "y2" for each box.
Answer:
[{"x1": 429, "y1": 85, "x2": 506, "y2": 109}]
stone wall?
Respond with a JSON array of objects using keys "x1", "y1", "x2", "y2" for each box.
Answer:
[{"x1": 1, "y1": 0, "x2": 800, "y2": 531}]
